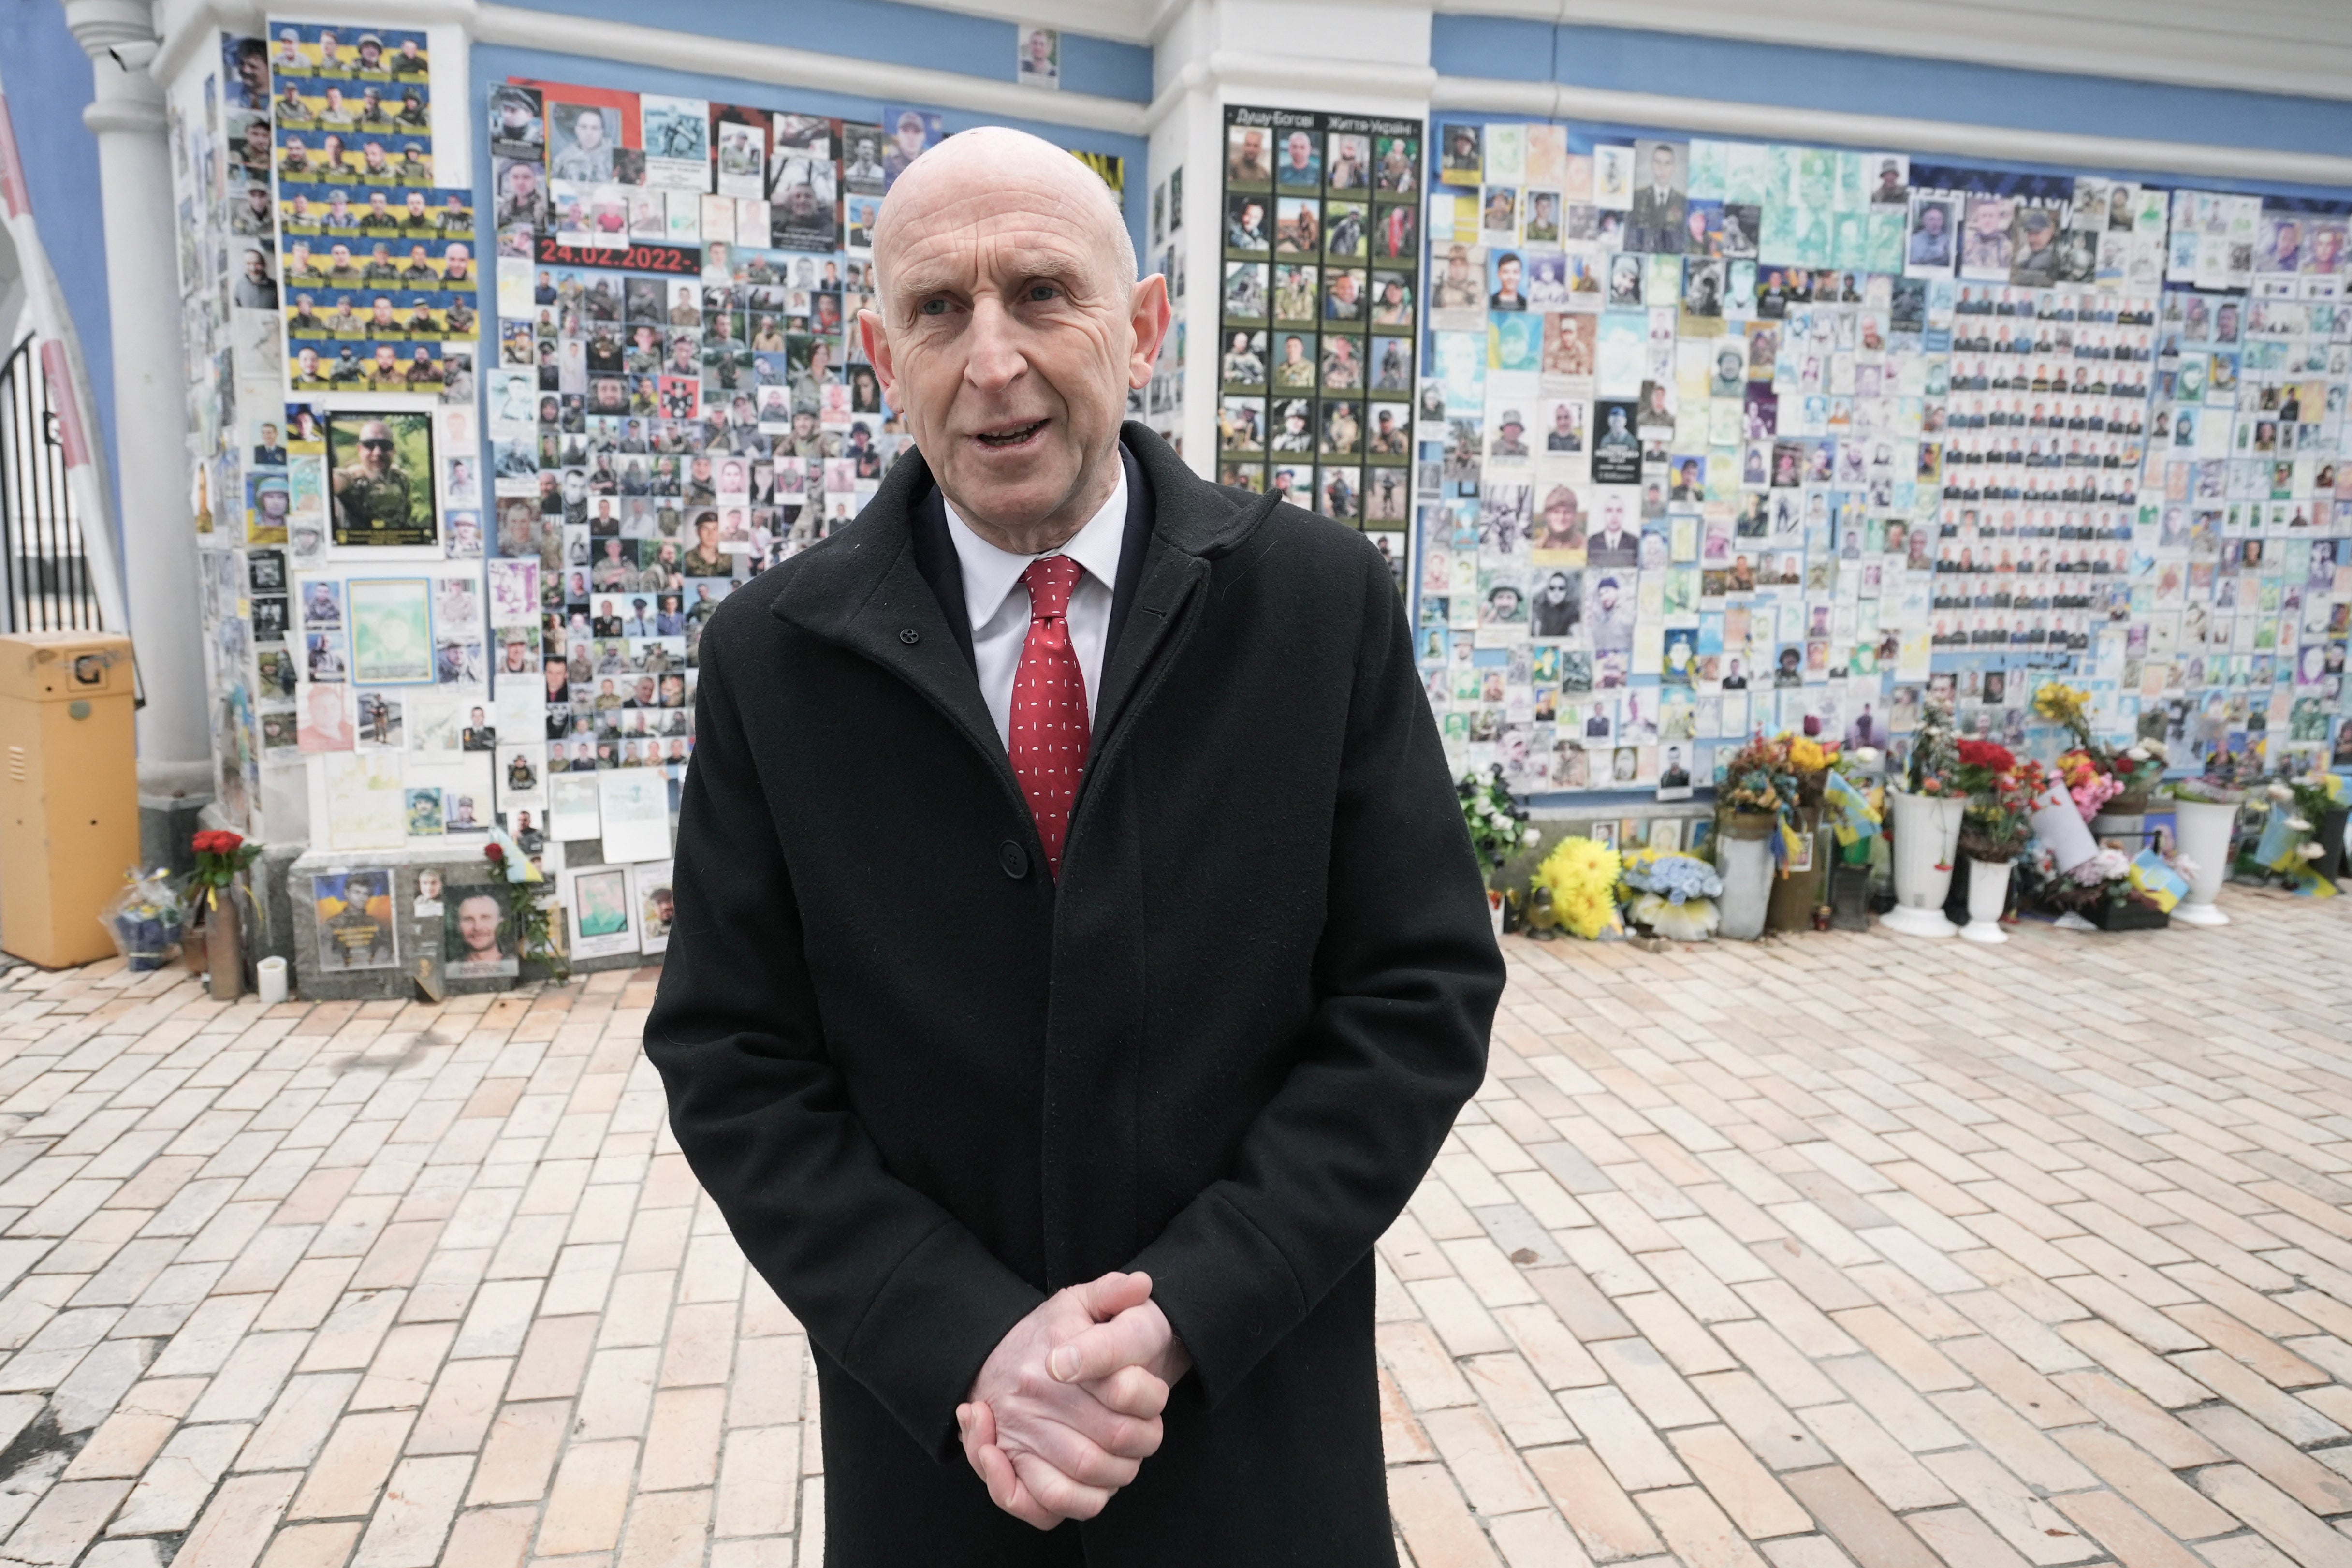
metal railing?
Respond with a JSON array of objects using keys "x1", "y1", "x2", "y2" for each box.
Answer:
[{"x1": 0, "y1": 335, "x2": 100, "y2": 632}]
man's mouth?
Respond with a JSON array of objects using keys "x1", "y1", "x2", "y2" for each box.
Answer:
[{"x1": 974, "y1": 420, "x2": 1047, "y2": 450}]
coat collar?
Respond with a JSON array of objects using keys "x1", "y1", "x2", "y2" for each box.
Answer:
[{"x1": 768, "y1": 425, "x2": 1273, "y2": 775}]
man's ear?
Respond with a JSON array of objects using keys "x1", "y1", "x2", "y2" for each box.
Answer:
[
  {"x1": 1128, "y1": 273, "x2": 1172, "y2": 391},
  {"x1": 861, "y1": 309, "x2": 895, "y2": 404}
]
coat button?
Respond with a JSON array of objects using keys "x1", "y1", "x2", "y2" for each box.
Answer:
[
  {"x1": 899, "y1": 628, "x2": 920, "y2": 645},
  {"x1": 998, "y1": 841, "x2": 1028, "y2": 879}
]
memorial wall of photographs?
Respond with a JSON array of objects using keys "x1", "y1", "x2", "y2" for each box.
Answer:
[
  {"x1": 1415, "y1": 122, "x2": 2352, "y2": 799},
  {"x1": 1143, "y1": 161, "x2": 1186, "y2": 452},
  {"x1": 1219, "y1": 105, "x2": 1423, "y2": 567},
  {"x1": 483, "y1": 81, "x2": 932, "y2": 849},
  {"x1": 487, "y1": 78, "x2": 1126, "y2": 857},
  {"x1": 175, "y1": 21, "x2": 494, "y2": 856}
]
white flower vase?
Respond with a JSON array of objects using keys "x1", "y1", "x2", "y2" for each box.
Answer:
[
  {"x1": 1487, "y1": 889, "x2": 1505, "y2": 938},
  {"x1": 2028, "y1": 778, "x2": 2100, "y2": 873},
  {"x1": 1883, "y1": 791, "x2": 1966, "y2": 938},
  {"x1": 1714, "y1": 816, "x2": 1775, "y2": 942},
  {"x1": 2171, "y1": 798, "x2": 2240, "y2": 926},
  {"x1": 1958, "y1": 858, "x2": 2012, "y2": 944}
]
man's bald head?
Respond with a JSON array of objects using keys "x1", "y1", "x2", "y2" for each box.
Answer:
[
  {"x1": 873, "y1": 127, "x2": 1135, "y2": 310},
  {"x1": 859, "y1": 125, "x2": 1167, "y2": 556}
]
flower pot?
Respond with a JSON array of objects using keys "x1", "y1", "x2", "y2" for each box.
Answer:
[
  {"x1": 2028, "y1": 779, "x2": 2100, "y2": 872},
  {"x1": 1828, "y1": 864, "x2": 1874, "y2": 931},
  {"x1": 204, "y1": 889, "x2": 244, "y2": 1002},
  {"x1": 2090, "y1": 894, "x2": 2168, "y2": 932},
  {"x1": 2317, "y1": 806, "x2": 2351, "y2": 884},
  {"x1": 1715, "y1": 813, "x2": 1775, "y2": 942},
  {"x1": 2170, "y1": 797, "x2": 2240, "y2": 926},
  {"x1": 1958, "y1": 858, "x2": 2013, "y2": 944},
  {"x1": 1766, "y1": 809, "x2": 1824, "y2": 934},
  {"x1": 1883, "y1": 791, "x2": 1965, "y2": 938}
]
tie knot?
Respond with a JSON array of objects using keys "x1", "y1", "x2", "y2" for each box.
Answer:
[{"x1": 1022, "y1": 555, "x2": 1085, "y2": 620}]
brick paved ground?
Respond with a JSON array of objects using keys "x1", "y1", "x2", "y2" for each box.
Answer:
[{"x1": 0, "y1": 883, "x2": 2349, "y2": 1568}]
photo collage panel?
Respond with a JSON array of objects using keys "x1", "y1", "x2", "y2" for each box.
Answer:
[
  {"x1": 1414, "y1": 123, "x2": 2352, "y2": 799},
  {"x1": 1221, "y1": 105, "x2": 1422, "y2": 571},
  {"x1": 489, "y1": 81, "x2": 997, "y2": 822}
]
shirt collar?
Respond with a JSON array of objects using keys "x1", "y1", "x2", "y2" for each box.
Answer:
[{"x1": 941, "y1": 462, "x2": 1128, "y2": 631}]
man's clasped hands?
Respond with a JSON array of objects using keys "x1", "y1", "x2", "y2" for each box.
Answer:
[{"x1": 956, "y1": 1270, "x2": 1192, "y2": 1528}]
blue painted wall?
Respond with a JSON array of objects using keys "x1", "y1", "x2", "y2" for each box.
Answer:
[
  {"x1": 0, "y1": 0, "x2": 115, "y2": 488},
  {"x1": 1434, "y1": 17, "x2": 2352, "y2": 167},
  {"x1": 14, "y1": 0, "x2": 2352, "y2": 540},
  {"x1": 492, "y1": 0, "x2": 1154, "y2": 103}
]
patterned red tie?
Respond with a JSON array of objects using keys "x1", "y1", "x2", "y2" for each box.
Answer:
[{"x1": 1008, "y1": 556, "x2": 1091, "y2": 879}]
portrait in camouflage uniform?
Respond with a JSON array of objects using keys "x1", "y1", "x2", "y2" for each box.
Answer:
[{"x1": 327, "y1": 411, "x2": 438, "y2": 546}]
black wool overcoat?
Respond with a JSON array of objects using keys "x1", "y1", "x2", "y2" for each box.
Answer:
[{"x1": 645, "y1": 425, "x2": 1504, "y2": 1565}]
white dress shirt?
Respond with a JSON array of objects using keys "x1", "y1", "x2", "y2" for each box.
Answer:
[{"x1": 943, "y1": 466, "x2": 1128, "y2": 749}]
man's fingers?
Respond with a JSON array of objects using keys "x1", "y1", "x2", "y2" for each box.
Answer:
[
  {"x1": 1066, "y1": 1269, "x2": 1153, "y2": 1324},
  {"x1": 1009, "y1": 1448, "x2": 1115, "y2": 1523},
  {"x1": 1006, "y1": 1409, "x2": 1154, "y2": 1482},
  {"x1": 1049, "y1": 1302, "x2": 1167, "y2": 1384},
  {"x1": 1083, "y1": 1363, "x2": 1171, "y2": 1420},
  {"x1": 977, "y1": 1442, "x2": 1061, "y2": 1530}
]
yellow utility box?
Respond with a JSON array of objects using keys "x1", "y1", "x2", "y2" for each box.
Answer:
[{"x1": 0, "y1": 632, "x2": 140, "y2": 967}]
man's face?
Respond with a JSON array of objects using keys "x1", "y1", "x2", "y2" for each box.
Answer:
[
  {"x1": 574, "y1": 111, "x2": 605, "y2": 151},
  {"x1": 865, "y1": 132, "x2": 1167, "y2": 540},
  {"x1": 457, "y1": 896, "x2": 502, "y2": 956},
  {"x1": 1650, "y1": 147, "x2": 1674, "y2": 187},
  {"x1": 356, "y1": 421, "x2": 394, "y2": 471},
  {"x1": 897, "y1": 117, "x2": 927, "y2": 159},
  {"x1": 1286, "y1": 132, "x2": 1311, "y2": 170},
  {"x1": 1497, "y1": 259, "x2": 1520, "y2": 293},
  {"x1": 1922, "y1": 207, "x2": 1946, "y2": 237}
]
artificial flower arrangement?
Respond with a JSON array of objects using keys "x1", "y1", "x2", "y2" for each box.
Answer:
[
  {"x1": 1527, "y1": 835, "x2": 1623, "y2": 940},
  {"x1": 1717, "y1": 733, "x2": 1811, "y2": 871},
  {"x1": 1823, "y1": 747, "x2": 1884, "y2": 865},
  {"x1": 1905, "y1": 696, "x2": 1960, "y2": 798},
  {"x1": 1458, "y1": 765, "x2": 1541, "y2": 887},
  {"x1": 1618, "y1": 846, "x2": 1724, "y2": 941},
  {"x1": 2016, "y1": 844, "x2": 2160, "y2": 922},
  {"x1": 483, "y1": 835, "x2": 570, "y2": 979},
  {"x1": 2166, "y1": 746, "x2": 2258, "y2": 805},
  {"x1": 1954, "y1": 742, "x2": 2050, "y2": 864},
  {"x1": 187, "y1": 829, "x2": 263, "y2": 917},
  {"x1": 2241, "y1": 772, "x2": 2343, "y2": 896},
  {"x1": 2033, "y1": 680, "x2": 2164, "y2": 816}
]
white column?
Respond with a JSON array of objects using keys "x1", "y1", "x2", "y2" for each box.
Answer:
[{"x1": 64, "y1": 0, "x2": 210, "y2": 800}]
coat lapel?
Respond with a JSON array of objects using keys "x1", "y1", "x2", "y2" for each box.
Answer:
[
  {"x1": 1091, "y1": 424, "x2": 1275, "y2": 748},
  {"x1": 767, "y1": 425, "x2": 1275, "y2": 821},
  {"x1": 766, "y1": 450, "x2": 1022, "y2": 808}
]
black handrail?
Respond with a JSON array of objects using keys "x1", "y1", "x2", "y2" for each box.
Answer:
[{"x1": 0, "y1": 335, "x2": 101, "y2": 633}]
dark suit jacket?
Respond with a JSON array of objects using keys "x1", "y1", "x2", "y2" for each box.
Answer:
[{"x1": 644, "y1": 425, "x2": 1502, "y2": 1565}]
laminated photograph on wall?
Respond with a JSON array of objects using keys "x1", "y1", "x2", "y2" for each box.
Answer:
[
  {"x1": 562, "y1": 864, "x2": 639, "y2": 959},
  {"x1": 328, "y1": 412, "x2": 438, "y2": 548},
  {"x1": 345, "y1": 578, "x2": 435, "y2": 684},
  {"x1": 444, "y1": 881, "x2": 520, "y2": 978},
  {"x1": 631, "y1": 858, "x2": 674, "y2": 954},
  {"x1": 311, "y1": 869, "x2": 397, "y2": 971}
]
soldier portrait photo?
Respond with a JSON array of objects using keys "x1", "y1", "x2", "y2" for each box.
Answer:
[{"x1": 327, "y1": 411, "x2": 438, "y2": 547}]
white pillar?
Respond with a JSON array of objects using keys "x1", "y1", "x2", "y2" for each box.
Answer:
[{"x1": 63, "y1": 0, "x2": 210, "y2": 802}]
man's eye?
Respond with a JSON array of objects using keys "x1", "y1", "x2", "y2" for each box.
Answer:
[
  {"x1": 1028, "y1": 284, "x2": 1059, "y2": 302},
  {"x1": 919, "y1": 298, "x2": 948, "y2": 316}
]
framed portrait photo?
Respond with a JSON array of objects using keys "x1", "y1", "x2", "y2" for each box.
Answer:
[{"x1": 345, "y1": 577, "x2": 436, "y2": 685}]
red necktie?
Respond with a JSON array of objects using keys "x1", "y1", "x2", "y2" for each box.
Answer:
[{"x1": 1008, "y1": 556, "x2": 1091, "y2": 879}]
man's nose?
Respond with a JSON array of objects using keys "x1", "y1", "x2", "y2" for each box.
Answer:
[{"x1": 962, "y1": 297, "x2": 1028, "y2": 394}]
